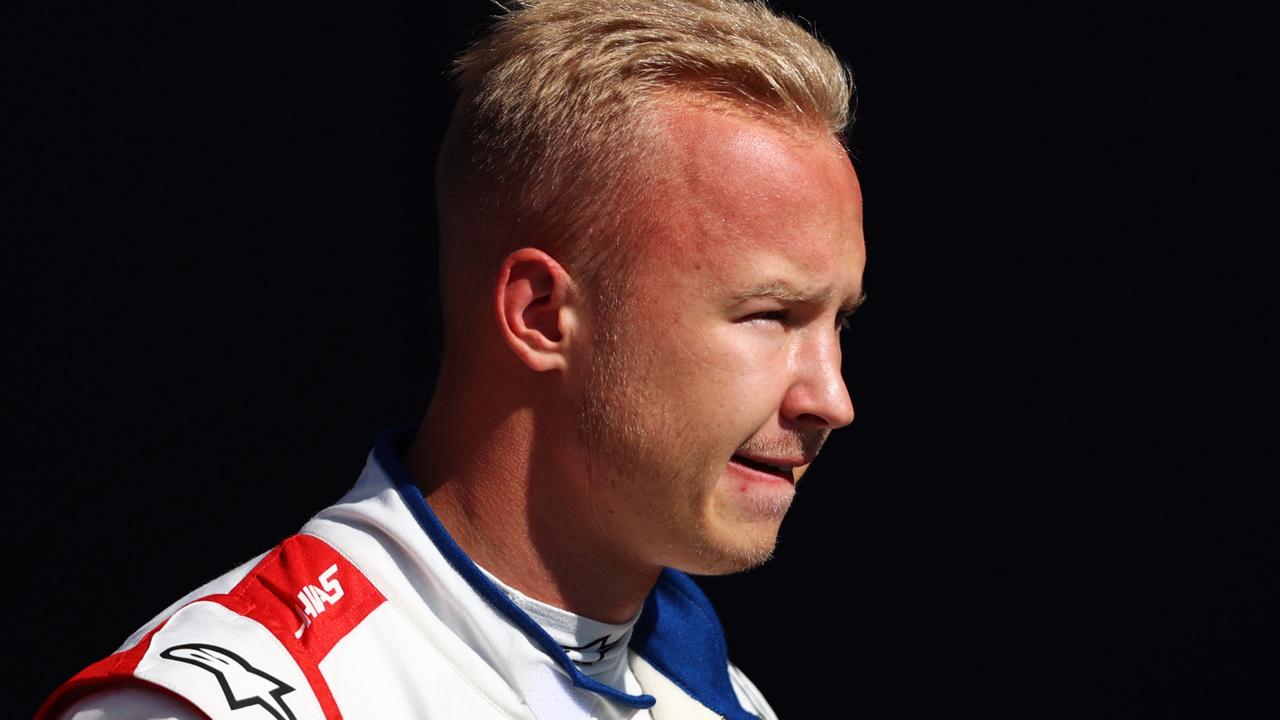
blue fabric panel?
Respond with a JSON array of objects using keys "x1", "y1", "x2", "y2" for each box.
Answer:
[{"x1": 632, "y1": 569, "x2": 762, "y2": 720}]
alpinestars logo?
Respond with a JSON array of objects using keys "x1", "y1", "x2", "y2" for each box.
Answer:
[
  {"x1": 562, "y1": 634, "x2": 623, "y2": 665},
  {"x1": 160, "y1": 643, "x2": 297, "y2": 720}
]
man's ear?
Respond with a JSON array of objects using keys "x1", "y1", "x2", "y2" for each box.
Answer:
[{"x1": 493, "y1": 248, "x2": 577, "y2": 372}]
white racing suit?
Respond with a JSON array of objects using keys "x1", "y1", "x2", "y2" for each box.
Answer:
[{"x1": 39, "y1": 429, "x2": 779, "y2": 720}]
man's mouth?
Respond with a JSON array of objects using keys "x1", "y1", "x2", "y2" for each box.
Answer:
[{"x1": 729, "y1": 454, "x2": 795, "y2": 482}]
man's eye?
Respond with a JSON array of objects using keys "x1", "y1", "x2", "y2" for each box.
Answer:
[{"x1": 743, "y1": 310, "x2": 788, "y2": 326}]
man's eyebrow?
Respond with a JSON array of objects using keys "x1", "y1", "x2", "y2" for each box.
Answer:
[
  {"x1": 840, "y1": 290, "x2": 868, "y2": 314},
  {"x1": 731, "y1": 281, "x2": 866, "y2": 313}
]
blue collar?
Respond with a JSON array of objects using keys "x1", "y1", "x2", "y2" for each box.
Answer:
[{"x1": 373, "y1": 428, "x2": 760, "y2": 719}]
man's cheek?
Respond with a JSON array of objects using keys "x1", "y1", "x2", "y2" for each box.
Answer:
[{"x1": 670, "y1": 327, "x2": 788, "y2": 379}]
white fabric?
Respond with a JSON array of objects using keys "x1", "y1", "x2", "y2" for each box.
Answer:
[
  {"x1": 477, "y1": 565, "x2": 640, "y2": 683},
  {"x1": 53, "y1": 448, "x2": 777, "y2": 720},
  {"x1": 58, "y1": 684, "x2": 205, "y2": 720},
  {"x1": 728, "y1": 664, "x2": 778, "y2": 720}
]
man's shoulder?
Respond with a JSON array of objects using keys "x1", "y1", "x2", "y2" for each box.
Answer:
[{"x1": 38, "y1": 533, "x2": 387, "y2": 720}]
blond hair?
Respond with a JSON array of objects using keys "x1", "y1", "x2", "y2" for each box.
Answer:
[{"x1": 435, "y1": 0, "x2": 852, "y2": 335}]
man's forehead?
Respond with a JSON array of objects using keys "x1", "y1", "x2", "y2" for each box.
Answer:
[
  {"x1": 638, "y1": 101, "x2": 863, "y2": 250},
  {"x1": 610, "y1": 98, "x2": 866, "y2": 311},
  {"x1": 659, "y1": 102, "x2": 855, "y2": 198}
]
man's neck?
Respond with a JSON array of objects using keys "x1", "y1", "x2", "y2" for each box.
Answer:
[{"x1": 404, "y1": 379, "x2": 661, "y2": 625}]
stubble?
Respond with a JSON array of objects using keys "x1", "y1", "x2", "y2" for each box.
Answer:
[{"x1": 574, "y1": 291, "x2": 782, "y2": 576}]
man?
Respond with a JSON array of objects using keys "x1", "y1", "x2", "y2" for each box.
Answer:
[{"x1": 39, "y1": 0, "x2": 865, "y2": 717}]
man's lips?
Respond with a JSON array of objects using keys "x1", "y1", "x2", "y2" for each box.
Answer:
[{"x1": 729, "y1": 454, "x2": 797, "y2": 482}]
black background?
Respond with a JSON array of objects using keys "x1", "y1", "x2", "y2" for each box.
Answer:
[{"x1": 6, "y1": 2, "x2": 1273, "y2": 717}]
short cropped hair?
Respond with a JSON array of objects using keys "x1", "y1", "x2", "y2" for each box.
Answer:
[{"x1": 435, "y1": 0, "x2": 852, "y2": 338}]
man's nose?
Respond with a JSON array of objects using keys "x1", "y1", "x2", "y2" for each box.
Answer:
[{"x1": 781, "y1": 330, "x2": 855, "y2": 429}]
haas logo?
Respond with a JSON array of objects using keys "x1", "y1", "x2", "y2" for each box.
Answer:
[{"x1": 293, "y1": 563, "x2": 344, "y2": 639}]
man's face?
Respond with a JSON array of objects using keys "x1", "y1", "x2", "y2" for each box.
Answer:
[{"x1": 574, "y1": 102, "x2": 865, "y2": 576}]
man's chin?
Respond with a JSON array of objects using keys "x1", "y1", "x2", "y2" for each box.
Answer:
[{"x1": 678, "y1": 526, "x2": 781, "y2": 576}]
